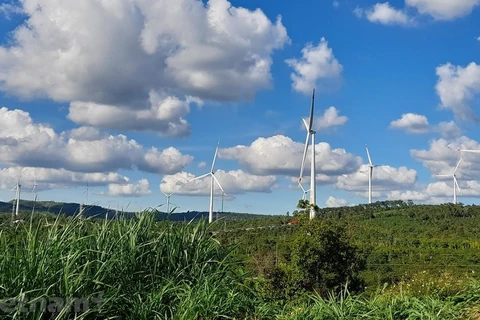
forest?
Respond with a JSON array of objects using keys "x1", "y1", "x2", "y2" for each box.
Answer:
[{"x1": 1, "y1": 200, "x2": 480, "y2": 319}]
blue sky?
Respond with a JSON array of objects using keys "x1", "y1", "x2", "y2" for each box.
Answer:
[{"x1": 0, "y1": 0, "x2": 480, "y2": 214}]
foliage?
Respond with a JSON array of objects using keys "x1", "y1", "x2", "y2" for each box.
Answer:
[
  {"x1": 0, "y1": 212, "x2": 261, "y2": 319},
  {"x1": 291, "y1": 221, "x2": 366, "y2": 296}
]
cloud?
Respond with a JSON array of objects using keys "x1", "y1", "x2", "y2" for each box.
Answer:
[
  {"x1": 434, "y1": 121, "x2": 461, "y2": 139},
  {"x1": 387, "y1": 190, "x2": 429, "y2": 201},
  {"x1": 355, "y1": 2, "x2": 415, "y2": 26},
  {"x1": 406, "y1": 0, "x2": 479, "y2": 20},
  {"x1": 477, "y1": 36, "x2": 480, "y2": 41},
  {"x1": 107, "y1": 179, "x2": 152, "y2": 197},
  {"x1": 325, "y1": 196, "x2": 348, "y2": 207},
  {"x1": 313, "y1": 106, "x2": 348, "y2": 131},
  {"x1": 0, "y1": 0, "x2": 289, "y2": 113},
  {"x1": 68, "y1": 127, "x2": 104, "y2": 141},
  {"x1": 389, "y1": 113, "x2": 429, "y2": 134},
  {"x1": 0, "y1": 107, "x2": 193, "y2": 173},
  {"x1": 336, "y1": 165, "x2": 418, "y2": 193},
  {"x1": 0, "y1": 166, "x2": 129, "y2": 190},
  {"x1": 354, "y1": 7, "x2": 364, "y2": 18},
  {"x1": 423, "y1": 180, "x2": 480, "y2": 199},
  {"x1": 0, "y1": 3, "x2": 23, "y2": 19},
  {"x1": 285, "y1": 38, "x2": 343, "y2": 94},
  {"x1": 435, "y1": 62, "x2": 480, "y2": 121},
  {"x1": 160, "y1": 170, "x2": 277, "y2": 196},
  {"x1": 68, "y1": 93, "x2": 192, "y2": 137},
  {"x1": 218, "y1": 135, "x2": 361, "y2": 177},
  {"x1": 333, "y1": 1, "x2": 340, "y2": 8},
  {"x1": 411, "y1": 136, "x2": 480, "y2": 181},
  {"x1": 197, "y1": 161, "x2": 207, "y2": 168},
  {"x1": 289, "y1": 173, "x2": 338, "y2": 187}
]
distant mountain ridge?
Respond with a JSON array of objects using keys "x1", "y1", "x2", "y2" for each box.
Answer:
[{"x1": 0, "y1": 200, "x2": 273, "y2": 221}]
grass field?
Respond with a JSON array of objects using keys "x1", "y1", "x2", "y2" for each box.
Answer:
[{"x1": 1, "y1": 203, "x2": 480, "y2": 319}]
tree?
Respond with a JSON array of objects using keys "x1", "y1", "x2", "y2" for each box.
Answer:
[
  {"x1": 293, "y1": 199, "x2": 320, "y2": 219},
  {"x1": 291, "y1": 220, "x2": 365, "y2": 296}
]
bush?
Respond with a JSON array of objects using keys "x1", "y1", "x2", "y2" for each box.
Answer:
[{"x1": 291, "y1": 221, "x2": 366, "y2": 296}]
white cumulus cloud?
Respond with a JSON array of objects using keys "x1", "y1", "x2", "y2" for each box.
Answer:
[
  {"x1": 325, "y1": 196, "x2": 348, "y2": 207},
  {"x1": 0, "y1": 107, "x2": 193, "y2": 174},
  {"x1": 336, "y1": 165, "x2": 418, "y2": 193},
  {"x1": 0, "y1": 166, "x2": 129, "y2": 190},
  {"x1": 389, "y1": 113, "x2": 429, "y2": 134},
  {"x1": 160, "y1": 170, "x2": 277, "y2": 196},
  {"x1": 218, "y1": 135, "x2": 361, "y2": 177},
  {"x1": 0, "y1": 0, "x2": 290, "y2": 131},
  {"x1": 387, "y1": 190, "x2": 429, "y2": 201},
  {"x1": 68, "y1": 93, "x2": 193, "y2": 137},
  {"x1": 362, "y1": 2, "x2": 415, "y2": 26},
  {"x1": 313, "y1": 106, "x2": 348, "y2": 131},
  {"x1": 107, "y1": 179, "x2": 152, "y2": 197},
  {"x1": 435, "y1": 62, "x2": 480, "y2": 121},
  {"x1": 410, "y1": 136, "x2": 480, "y2": 179},
  {"x1": 434, "y1": 121, "x2": 461, "y2": 139},
  {"x1": 285, "y1": 38, "x2": 343, "y2": 94},
  {"x1": 406, "y1": 0, "x2": 479, "y2": 20}
]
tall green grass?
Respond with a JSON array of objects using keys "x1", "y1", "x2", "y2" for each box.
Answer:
[
  {"x1": 0, "y1": 212, "x2": 260, "y2": 319},
  {"x1": 277, "y1": 282, "x2": 480, "y2": 320}
]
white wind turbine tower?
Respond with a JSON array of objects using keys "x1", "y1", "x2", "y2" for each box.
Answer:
[
  {"x1": 32, "y1": 176, "x2": 38, "y2": 215},
  {"x1": 299, "y1": 89, "x2": 317, "y2": 220},
  {"x1": 364, "y1": 144, "x2": 387, "y2": 204},
  {"x1": 11, "y1": 179, "x2": 21, "y2": 222},
  {"x1": 80, "y1": 179, "x2": 89, "y2": 215},
  {"x1": 434, "y1": 154, "x2": 463, "y2": 204},
  {"x1": 188, "y1": 144, "x2": 226, "y2": 224}
]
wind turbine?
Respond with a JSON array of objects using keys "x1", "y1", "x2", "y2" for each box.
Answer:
[
  {"x1": 11, "y1": 179, "x2": 21, "y2": 222},
  {"x1": 162, "y1": 179, "x2": 184, "y2": 213},
  {"x1": 188, "y1": 144, "x2": 226, "y2": 223},
  {"x1": 364, "y1": 144, "x2": 387, "y2": 204},
  {"x1": 216, "y1": 192, "x2": 227, "y2": 221},
  {"x1": 434, "y1": 154, "x2": 463, "y2": 204},
  {"x1": 80, "y1": 179, "x2": 89, "y2": 215},
  {"x1": 299, "y1": 89, "x2": 317, "y2": 220},
  {"x1": 31, "y1": 176, "x2": 38, "y2": 215}
]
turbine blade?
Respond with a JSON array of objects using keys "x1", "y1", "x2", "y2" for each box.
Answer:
[
  {"x1": 188, "y1": 173, "x2": 210, "y2": 182},
  {"x1": 308, "y1": 88, "x2": 315, "y2": 130},
  {"x1": 459, "y1": 149, "x2": 480, "y2": 153},
  {"x1": 454, "y1": 176, "x2": 461, "y2": 193},
  {"x1": 211, "y1": 144, "x2": 219, "y2": 172},
  {"x1": 365, "y1": 144, "x2": 373, "y2": 166},
  {"x1": 453, "y1": 155, "x2": 463, "y2": 174},
  {"x1": 301, "y1": 118, "x2": 309, "y2": 131},
  {"x1": 212, "y1": 175, "x2": 225, "y2": 195},
  {"x1": 434, "y1": 174, "x2": 451, "y2": 177},
  {"x1": 298, "y1": 183, "x2": 306, "y2": 193},
  {"x1": 299, "y1": 132, "x2": 311, "y2": 182}
]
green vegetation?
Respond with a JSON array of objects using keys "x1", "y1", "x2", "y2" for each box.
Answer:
[{"x1": 1, "y1": 200, "x2": 480, "y2": 319}]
